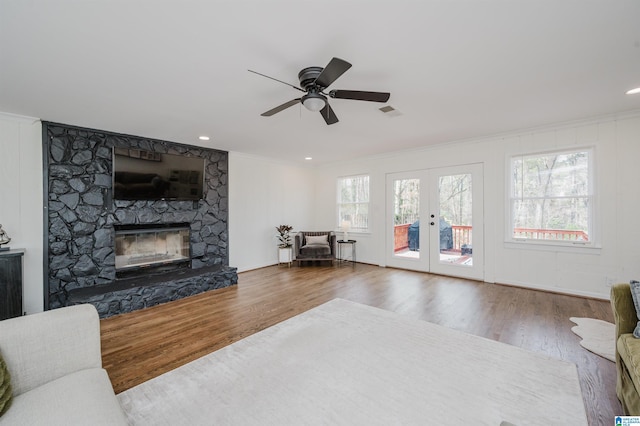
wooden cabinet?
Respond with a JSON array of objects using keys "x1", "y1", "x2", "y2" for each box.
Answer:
[{"x1": 0, "y1": 249, "x2": 24, "y2": 320}]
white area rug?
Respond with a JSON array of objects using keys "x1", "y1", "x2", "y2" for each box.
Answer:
[
  {"x1": 570, "y1": 317, "x2": 616, "y2": 362},
  {"x1": 118, "y1": 299, "x2": 587, "y2": 425}
]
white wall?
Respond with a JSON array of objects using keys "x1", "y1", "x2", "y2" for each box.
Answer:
[
  {"x1": 0, "y1": 112, "x2": 43, "y2": 313},
  {"x1": 228, "y1": 152, "x2": 316, "y2": 272},
  {"x1": 4, "y1": 109, "x2": 638, "y2": 308},
  {"x1": 313, "y1": 112, "x2": 640, "y2": 299}
]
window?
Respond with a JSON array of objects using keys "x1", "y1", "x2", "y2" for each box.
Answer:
[
  {"x1": 337, "y1": 175, "x2": 370, "y2": 232},
  {"x1": 510, "y1": 148, "x2": 592, "y2": 244}
]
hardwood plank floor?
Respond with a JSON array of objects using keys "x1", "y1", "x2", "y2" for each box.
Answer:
[{"x1": 101, "y1": 263, "x2": 620, "y2": 424}]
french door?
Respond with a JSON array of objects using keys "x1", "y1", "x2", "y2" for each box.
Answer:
[{"x1": 386, "y1": 164, "x2": 484, "y2": 280}]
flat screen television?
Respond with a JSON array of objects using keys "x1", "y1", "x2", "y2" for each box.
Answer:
[{"x1": 112, "y1": 148, "x2": 205, "y2": 201}]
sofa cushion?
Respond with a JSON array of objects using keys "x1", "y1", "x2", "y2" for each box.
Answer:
[
  {"x1": 300, "y1": 244, "x2": 331, "y2": 257},
  {"x1": 0, "y1": 368, "x2": 128, "y2": 426},
  {"x1": 0, "y1": 353, "x2": 11, "y2": 416},
  {"x1": 305, "y1": 235, "x2": 329, "y2": 245},
  {"x1": 618, "y1": 333, "x2": 640, "y2": 396},
  {"x1": 0, "y1": 304, "x2": 102, "y2": 396}
]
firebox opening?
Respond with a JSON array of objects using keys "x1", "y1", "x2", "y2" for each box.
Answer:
[{"x1": 114, "y1": 223, "x2": 191, "y2": 278}]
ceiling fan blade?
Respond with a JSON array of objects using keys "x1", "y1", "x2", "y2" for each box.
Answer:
[
  {"x1": 248, "y1": 70, "x2": 305, "y2": 93},
  {"x1": 314, "y1": 57, "x2": 352, "y2": 89},
  {"x1": 260, "y1": 99, "x2": 301, "y2": 116},
  {"x1": 329, "y1": 90, "x2": 390, "y2": 103},
  {"x1": 320, "y1": 103, "x2": 339, "y2": 125}
]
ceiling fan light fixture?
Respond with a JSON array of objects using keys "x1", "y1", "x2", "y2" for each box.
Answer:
[{"x1": 302, "y1": 93, "x2": 326, "y2": 112}]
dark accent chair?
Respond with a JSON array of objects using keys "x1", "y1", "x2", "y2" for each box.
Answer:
[{"x1": 294, "y1": 231, "x2": 336, "y2": 266}]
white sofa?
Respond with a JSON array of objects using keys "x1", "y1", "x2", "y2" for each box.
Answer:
[{"x1": 0, "y1": 305, "x2": 128, "y2": 425}]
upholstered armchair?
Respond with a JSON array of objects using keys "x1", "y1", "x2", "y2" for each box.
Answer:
[{"x1": 294, "y1": 231, "x2": 336, "y2": 265}]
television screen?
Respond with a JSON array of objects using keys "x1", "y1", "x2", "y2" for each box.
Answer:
[{"x1": 113, "y1": 148, "x2": 205, "y2": 201}]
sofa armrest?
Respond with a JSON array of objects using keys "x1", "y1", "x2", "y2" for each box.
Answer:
[
  {"x1": 294, "y1": 233, "x2": 302, "y2": 256},
  {"x1": 329, "y1": 233, "x2": 337, "y2": 255},
  {"x1": 0, "y1": 304, "x2": 102, "y2": 396},
  {"x1": 611, "y1": 283, "x2": 637, "y2": 340}
]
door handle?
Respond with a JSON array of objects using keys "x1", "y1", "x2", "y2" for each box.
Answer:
[{"x1": 430, "y1": 222, "x2": 435, "y2": 226}]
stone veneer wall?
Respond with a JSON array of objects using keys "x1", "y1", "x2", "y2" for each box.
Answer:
[{"x1": 43, "y1": 122, "x2": 235, "y2": 313}]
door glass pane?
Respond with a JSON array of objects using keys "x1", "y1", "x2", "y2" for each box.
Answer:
[
  {"x1": 438, "y1": 174, "x2": 472, "y2": 266},
  {"x1": 393, "y1": 178, "x2": 420, "y2": 259}
]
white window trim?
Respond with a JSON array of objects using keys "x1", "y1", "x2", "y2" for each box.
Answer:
[{"x1": 504, "y1": 146, "x2": 600, "y2": 252}]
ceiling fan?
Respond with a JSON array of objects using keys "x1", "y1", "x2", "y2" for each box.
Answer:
[{"x1": 249, "y1": 57, "x2": 390, "y2": 125}]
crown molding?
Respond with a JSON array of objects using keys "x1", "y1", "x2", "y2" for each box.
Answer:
[
  {"x1": 0, "y1": 111, "x2": 40, "y2": 124},
  {"x1": 320, "y1": 108, "x2": 640, "y2": 168}
]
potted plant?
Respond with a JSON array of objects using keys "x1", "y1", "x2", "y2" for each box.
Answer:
[
  {"x1": 275, "y1": 225, "x2": 294, "y2": 248},
  {"x1": 275, "y1": 225, "x2": 294, "y2": 265}
]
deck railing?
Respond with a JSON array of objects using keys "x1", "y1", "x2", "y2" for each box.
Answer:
[
  {"x1": 393, "y1": 223, "x2": 588, "y2": 252},
  {"x1": 394, "y1": 223, "x2": 411, "y2": 251},
  {"x1": 512, "y1": 228, "x2": 588, "y2": 241},
  {"x1": 451, "y1": 225, "x2": 472, "y2": 251}
]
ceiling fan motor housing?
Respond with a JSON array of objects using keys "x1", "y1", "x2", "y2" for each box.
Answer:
[{"x1": 298, "y1": 66, "x2": 324, "y2": 90}]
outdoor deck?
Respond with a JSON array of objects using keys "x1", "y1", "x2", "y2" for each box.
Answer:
[{"x1": 393, "y1": 223, "x2": 588, "y2": 264}]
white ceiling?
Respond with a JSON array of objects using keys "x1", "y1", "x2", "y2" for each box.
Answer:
[{"x1": 1, "y1": 1, "x2": 639, "y2": 165}]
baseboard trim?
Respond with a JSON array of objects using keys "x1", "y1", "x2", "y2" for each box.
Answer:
[{"x1": 493, "y1": 280, "x2": 609, "y2": 301}]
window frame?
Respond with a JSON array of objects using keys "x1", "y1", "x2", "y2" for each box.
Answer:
[
  {"x1": 336, "y1": 174, "x2": 370, "y2": 233},
  {"x1": 506, "y1": 146, "x2": 597, "y2": 250}
]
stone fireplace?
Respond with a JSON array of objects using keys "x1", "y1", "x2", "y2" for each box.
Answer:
[{"x1": 43, "y1": 122, "x2": 238, "y2": 317}]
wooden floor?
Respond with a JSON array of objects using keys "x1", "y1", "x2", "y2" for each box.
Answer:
[{"x1": 101, "y1": 263, "x2": 620, "y2": 424}]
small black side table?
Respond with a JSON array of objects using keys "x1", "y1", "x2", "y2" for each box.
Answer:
[
  {"x1": 337, "y1": 240, "x2": 356, "y2": 266},
  {"x1": 0, "y1": 248, "x2": 24, "y2": 320}
]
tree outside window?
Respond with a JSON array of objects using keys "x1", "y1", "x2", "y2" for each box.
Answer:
[
  {"x1": 393, "y1": 179, "x2": 420, "y2": 226},
  {"x1": 510, "y1": 149, "x2": 592, "y2": 243},
  {"x1": 439, "y1": 174, "x2": 472, "y2": 228},
  {"x1": 337, "y1": 175, "x2": 370, "y2": 232}
]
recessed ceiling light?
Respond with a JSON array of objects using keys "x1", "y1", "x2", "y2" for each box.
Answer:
[
  {"x1": 626, "y1": 87, "x2": 640, "y2": 95},
  {"x1": 199, "y1": 136, "x2": 210, "y2": 141},
  {"x1": 304, "y1": 157, "x2": 312, "y2": 160}
]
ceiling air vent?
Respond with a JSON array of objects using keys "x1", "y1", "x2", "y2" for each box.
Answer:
[{"x1": 379, "y1": 105, "x2": 402, "y2": 117}]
